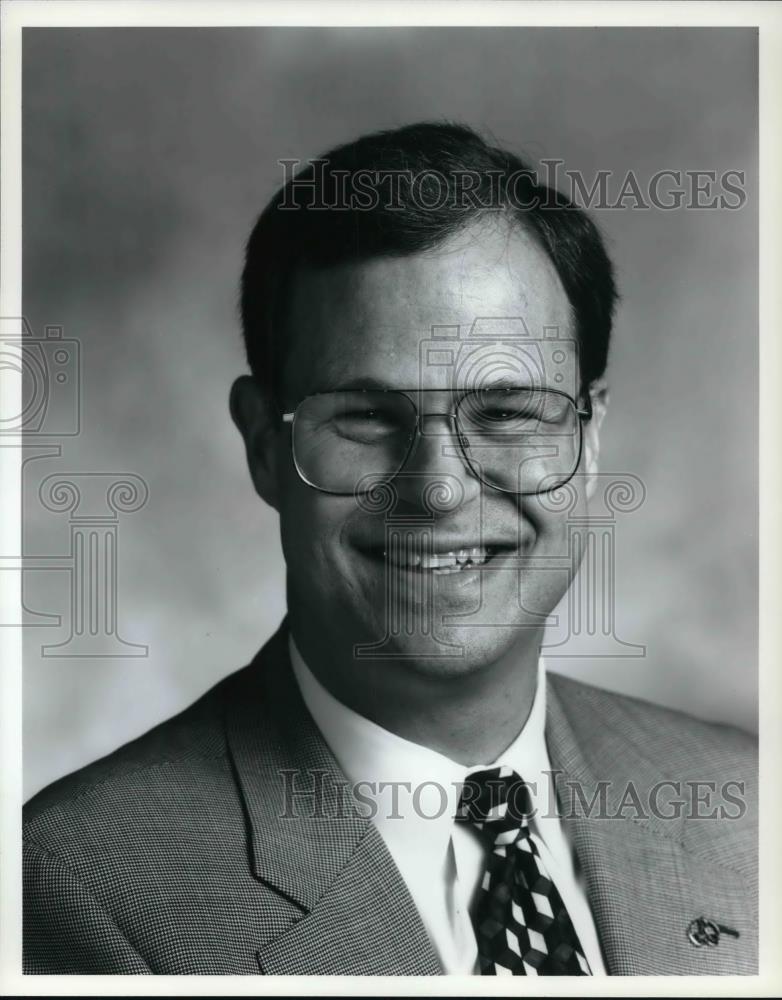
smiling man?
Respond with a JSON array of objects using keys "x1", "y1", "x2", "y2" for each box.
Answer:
[{"x1": 23, "y1": 123, "x2": 757, "y2": 976}]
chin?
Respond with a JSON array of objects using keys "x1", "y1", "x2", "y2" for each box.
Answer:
[{"x1": 349, "y1": 617, "x2": 532, "y2": 680}]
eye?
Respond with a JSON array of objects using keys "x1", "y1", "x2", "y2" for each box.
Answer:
[
  {"x1": 346, "y1": 408, "x2": 380, "y2": 420},
  {"x1": 341, "y1": 407, "x2": 390, "y2": 425},
  {"x1": 485, "y1": 405, "x2": 529, "y2": 421},
  {"x1": 472, "y1": 402, "x2": 538, "y2": 425},
  {"x1": 332, "y1": 405, "x2": 402, "y2": 442}
]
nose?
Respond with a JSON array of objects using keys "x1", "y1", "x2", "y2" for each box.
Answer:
[{"x1": 392, "y1": 412, "x2": 482, "y2": 511}]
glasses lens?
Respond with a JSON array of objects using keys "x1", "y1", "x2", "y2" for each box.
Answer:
[
  {"x1": 456, "y1": 388, "x2": 580, "y2": 493},
  {"x1": 291, "y1": 391, "x2": 417, "y2": 493}
]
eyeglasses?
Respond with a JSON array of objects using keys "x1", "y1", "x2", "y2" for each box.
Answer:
[{"x1": 281, "y1": 386, "x2": 592, "y2": 496}]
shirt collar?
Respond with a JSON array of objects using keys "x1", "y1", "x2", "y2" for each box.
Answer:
[{"x1": 288, "y1": 633, "x2": 550, "y2": 862}]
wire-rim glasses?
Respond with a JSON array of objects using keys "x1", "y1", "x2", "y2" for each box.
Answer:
[{"x1": 281, "y1": 386, "x2": 593, "y2": 496}]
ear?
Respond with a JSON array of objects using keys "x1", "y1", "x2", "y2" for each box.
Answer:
[
  {"x1": 229, "y1": 375, "x2": 282, "y2": 510},
  {"x1": 582, "y1": 378, "x2": 609, "y2": 501}
]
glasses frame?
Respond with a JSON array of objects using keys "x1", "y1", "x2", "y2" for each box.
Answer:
[{"x1": 281, "y1": 386, "x2": 593, "y2": 497}]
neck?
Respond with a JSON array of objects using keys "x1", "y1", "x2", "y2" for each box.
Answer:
[{"x1": 288, "y1": 611, "x2": 541, "y2": 766}]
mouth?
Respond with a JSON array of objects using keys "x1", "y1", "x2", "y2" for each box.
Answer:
[
  {"x1": 387, "y1": 545, "x2": 494, "y2": 574},
  {"x1": 362, "y1": 542, "x2": 516, "y2": 575}
]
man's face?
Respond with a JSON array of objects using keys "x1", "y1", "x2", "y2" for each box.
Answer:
[{"x1": 235, "y1": 219, "x2": 605, "y2": 678}]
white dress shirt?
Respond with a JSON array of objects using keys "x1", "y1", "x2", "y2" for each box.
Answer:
[{"x1": 289, "y1": 635, "x2": 607, "y2": 975}]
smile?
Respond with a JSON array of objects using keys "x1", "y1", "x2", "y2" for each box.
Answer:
[{"x1": 383, "y1": 545, "x2": 496, "y2": 574}]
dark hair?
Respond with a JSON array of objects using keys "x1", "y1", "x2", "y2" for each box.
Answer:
[{"x1": 240, "y1": 121, "x2": 618, "y2": 404}]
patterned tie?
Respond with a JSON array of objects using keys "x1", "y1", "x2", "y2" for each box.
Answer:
[{"x1": 457, "y1": 765, "x2": 591, "y2": 976}]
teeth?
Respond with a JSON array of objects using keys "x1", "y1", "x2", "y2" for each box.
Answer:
[{"x1": 382, "y1": 545, "x2": 494, "y2": 571}]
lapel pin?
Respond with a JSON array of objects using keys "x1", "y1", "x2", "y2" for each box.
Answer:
[{"x1": 687, "y1": 916, "x2": 740, "y2": 947}]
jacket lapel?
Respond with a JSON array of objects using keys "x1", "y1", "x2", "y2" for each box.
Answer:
[
  {"x1": 254, "y1": 822, "x2": 442, "y2": 975},
  {"x1": 222, "y1": 620, "x2": 441, "y2": 975},
  {"x1": 546, "y1": 675, "x2": 757, "y2": 975}
]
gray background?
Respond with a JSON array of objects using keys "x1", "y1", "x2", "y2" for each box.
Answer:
[{"x1": 21, "y1": 27, "x2": 758, "y2": 799}]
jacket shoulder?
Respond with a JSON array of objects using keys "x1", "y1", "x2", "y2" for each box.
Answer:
[
  {"x1": 547, "y1": 671, "x2": 757, "y2": 879},
  {"x1": 22, "y1": 628, "x2": 302, "y2": 974},
  {"x1": 547, "y1": 670, "x2": 757, "y2": 765},
  {"x1": 23, "y1": 663, "x2": 250, "y2": 849}
]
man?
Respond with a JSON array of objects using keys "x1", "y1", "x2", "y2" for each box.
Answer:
[{"x1": 23, "y1": 122, "x2": 757, "y2": 976}]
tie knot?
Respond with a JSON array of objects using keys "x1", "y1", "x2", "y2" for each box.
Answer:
[{"x1": 456, "y1": 765, "x2": 533, "y2": 830}]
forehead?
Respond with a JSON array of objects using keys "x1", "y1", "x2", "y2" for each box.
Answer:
[{"x1": 280, "y1": 219, "x2": 576, "y2": 400}]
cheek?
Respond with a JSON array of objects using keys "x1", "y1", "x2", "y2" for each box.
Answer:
[
  {"x1": 520, "y1": 493, "x2": 580, "y2": 558},
  {"x1": 277, "y1": 475, "x2": 355, "y2": 578}
]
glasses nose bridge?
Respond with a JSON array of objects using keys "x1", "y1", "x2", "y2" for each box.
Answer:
[
  {"x1": 416, "y1": 406, "x2": 459, "y2": 435},
  {"x1": 406, "y1": 405, "x2": 473, "y2": 481},
  {"x1": 407, "y1": 386, "x2": 458, "y2": 429}
]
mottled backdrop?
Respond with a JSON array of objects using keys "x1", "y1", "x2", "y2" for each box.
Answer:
[{"x1": 21, "y1": 27, "x2": 758, "y2": 798}]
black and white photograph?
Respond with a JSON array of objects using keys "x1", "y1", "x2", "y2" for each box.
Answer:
[{"x1": 2, "y1": 1, "x2": 780, "y2": 991}]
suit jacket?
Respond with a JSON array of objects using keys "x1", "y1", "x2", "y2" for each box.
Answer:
[{"x1": 23, "y1": 619, "x2": 758, "y2": 975}]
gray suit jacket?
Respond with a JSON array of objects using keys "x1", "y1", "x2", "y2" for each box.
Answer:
[{"x1": 23, "y1": 619, "x2": 757, "y2": 975}]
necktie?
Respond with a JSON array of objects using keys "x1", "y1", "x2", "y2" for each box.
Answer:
[{"x1": 457, "y1": 764, "x2": 591, "y2": 976}]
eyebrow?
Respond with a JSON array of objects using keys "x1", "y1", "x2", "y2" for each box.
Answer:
[
  {"x1": 313, "y1": 374, "x2": 537, "y2": 393},
  {"x1": 321, "y1": 376, "x2": 393, "y2": 392},
  {"x1": 480, "y1": 375, "x2": 528, "y2": 390}
]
